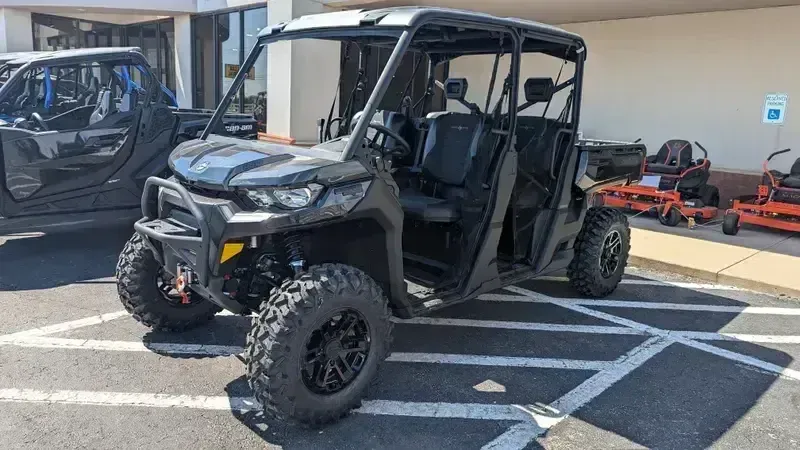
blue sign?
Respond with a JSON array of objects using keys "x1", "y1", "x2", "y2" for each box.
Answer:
[{"x1": 768, "y1": 109, "x2": 781, "y2": 120}]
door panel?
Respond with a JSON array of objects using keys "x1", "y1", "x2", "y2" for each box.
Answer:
[{"x1": 2, "y1": 110, "x2": 139, "y2": 201}]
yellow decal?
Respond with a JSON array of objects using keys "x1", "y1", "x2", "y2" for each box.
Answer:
[{"x1": 220, "y1": 242, "x2": 244, "y2": 264}]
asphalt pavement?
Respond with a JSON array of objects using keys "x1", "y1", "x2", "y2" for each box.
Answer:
[{"x1": 2, "y1": 227, "x2": 800, "y2": 449}]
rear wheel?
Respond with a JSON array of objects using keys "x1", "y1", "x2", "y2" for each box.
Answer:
[
  {"x1": 245, "y1": 263, "x2": 392, "y2": 426},
  {"x1": 723, "y1": 211, "x2": 741, "y2": 235},
  {"x1": 700, "y1": 185, "x2": 720, "y2": 208},
  {"x1": 657, "y1": 205, "x2": 682, "y2": 227},
  {"x1": 568, "y1": 207, "x2": 631, "y2": 297},
  {"x1": 116, "y1": 233, "x2": 221, "y2": 331}
]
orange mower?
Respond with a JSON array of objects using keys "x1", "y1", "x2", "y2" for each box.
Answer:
[
  {"x1": 723, "y1": 148, "x2": 800, "y2": 235},
  {"x1": 596, "y1": 139, "x2": 720, "y2": 226}
]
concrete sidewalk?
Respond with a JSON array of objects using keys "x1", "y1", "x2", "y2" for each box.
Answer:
[{"x1": 629, "y1": 228, "x2": 800, "y2": 298}]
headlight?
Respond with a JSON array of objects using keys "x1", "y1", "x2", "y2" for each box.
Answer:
[{"x1": 244, "y1": 183, "x2": 324, "y2": 209}]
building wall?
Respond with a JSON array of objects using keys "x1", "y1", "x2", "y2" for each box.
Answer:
[
  {"x1": 0, "y1": 8, "x2": 33, "y2": 52},
  {"x1": 564, "y1": 6, "x2": 800, "y2": 174},
  {"x1": 451, "y1": 6, "x2": 800, "y2": 174}
]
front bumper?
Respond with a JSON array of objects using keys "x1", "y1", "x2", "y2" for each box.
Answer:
[{"x1": 134, "y1": 176, "x2": 366, "y2": 312}]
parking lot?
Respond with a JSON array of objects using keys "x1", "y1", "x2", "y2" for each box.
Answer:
[{"x1": 2, "y1": 227, "x2": 800, "y2": 449}]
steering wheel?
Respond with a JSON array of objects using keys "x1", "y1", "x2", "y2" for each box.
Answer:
[
  {"x1": 367, "y1": 122, "x2": 412, "y2": 157},
  {"x1": 29, "y1": 112, "x2": 49, "y2": 131}
]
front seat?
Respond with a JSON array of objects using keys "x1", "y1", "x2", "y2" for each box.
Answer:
[
  {"x1": 78, "y1": 77, "x2": 99, "y2": 106},
  {"x1": 399, "y1": 78, "x2": 485, "y2": 223},
  {"x1": 89, "y1": 88, "x2": 114, "y2": 125}
]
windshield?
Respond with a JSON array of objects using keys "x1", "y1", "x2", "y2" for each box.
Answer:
[{"x1": 0, "y1": 63, "x2": 22, "y2": 85}]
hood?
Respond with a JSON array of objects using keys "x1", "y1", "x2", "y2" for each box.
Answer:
[{"x1": 169, "y1": 136, "x2": 369, "y2": 190}]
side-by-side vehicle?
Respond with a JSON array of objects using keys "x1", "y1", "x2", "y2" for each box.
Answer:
[
  {"x1": 0, "y1": 48, "x2": 257, "y2": 234},
  {"x1": 115, "y1": 7, "x2": 646, "y2": 425}
]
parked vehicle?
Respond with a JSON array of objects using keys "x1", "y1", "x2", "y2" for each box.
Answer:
[
  {"x1": 724, "y1": 148, "x2": 800, "y2": 235},
  {"x1": 598, "y1": 140, "x2": 720, "y2": 226},
  {"x1": 0, "y1": 47, "x2": 257, "y2": 234},
  {"x1": 115, "y1": 7, "x2": 645, "y2": 425}
]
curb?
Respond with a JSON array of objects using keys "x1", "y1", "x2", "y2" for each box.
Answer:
[{"x1": 630, "y1": 255, "x2": 800, "y2": 299}]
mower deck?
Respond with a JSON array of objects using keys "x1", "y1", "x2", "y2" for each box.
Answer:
[
  {"x1": 600, "y1": 184, "x2": 717, "y2": 225},
  {"x1": 726, "y1": 196, "x2": 800, "y2": 233}
]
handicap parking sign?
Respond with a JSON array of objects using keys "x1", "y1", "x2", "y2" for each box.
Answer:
[{"x1": 763, "y1": 94, "x2": 788, "y2": 124}]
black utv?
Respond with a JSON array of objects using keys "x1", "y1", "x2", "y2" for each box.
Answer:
[
  {"x1": 0, "y1": 48, "x2": 257, "y2": 234},
  {"x1": 116, "y1": 7, "x2": 646, "y2": 425}
]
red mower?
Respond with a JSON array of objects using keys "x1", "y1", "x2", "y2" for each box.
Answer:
[
  {"x1": 597, "y1": 139, "x2": 720, "y2": 226},
  {"x1": 723, "y1": 148, "x2": 800, "y2": 235}
]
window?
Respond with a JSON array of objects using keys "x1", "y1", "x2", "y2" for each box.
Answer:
[
  {"x1": 31, "y1": 14, "x2": 176, "y2": 96},
  {"x1": 243, "y1": 8, "x2": 268, "y2": 131},
  {"x1": 192, "y1": 6, "x2": 268, "y2": 122}
]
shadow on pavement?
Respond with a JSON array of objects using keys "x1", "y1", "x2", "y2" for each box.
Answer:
[{"x1": 0, "y1": 225, "x2": 133, "y2": 291}]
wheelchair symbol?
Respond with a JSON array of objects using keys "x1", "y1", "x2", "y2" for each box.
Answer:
[{"x1": 768, "y1": 109, "x2": 781, "y2": 120}]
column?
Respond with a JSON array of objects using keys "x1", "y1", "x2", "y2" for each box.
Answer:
[
  {"x1": 266, "y1": 0, "x2": 340, "y2": 144},
  {"x1": 0, "y1": 8, "x2": 33, "y2": 53},
  {"x1": 173, "y1": 14, "x2": 193, "y2": 108}
]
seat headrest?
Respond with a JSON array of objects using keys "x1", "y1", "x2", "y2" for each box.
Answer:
[
  {"x1": 443, "y1": 78, "x2": 468, "y2": 101},
  {"x1": 524, "y1": 78, "x2": 554, "y2": 103}
]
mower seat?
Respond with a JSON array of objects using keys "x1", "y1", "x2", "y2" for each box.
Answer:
[
  {"x1": 645, "y1": 163, "x2": 682, "y2": 175},
  {"x1": 645, "y1": 140, "x2": 692, "y2": 175},
  {"x1": 780, "y1": 158, "x2": 800, "y2": 188},
  {"x1": 399, "y1": 111, "x2": 484, "y2": 222}
]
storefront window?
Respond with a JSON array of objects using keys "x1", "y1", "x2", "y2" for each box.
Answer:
[
  {"x1": 192, "y1": 6, "x2": 267, "y2": 123},
  {"x1": 244, "y1": 8, "x2": 267, "y2": 131},
  {"x1": 33, "y1": 15, "x2": 77, "y2": 51},
  {"x1": 31, "y1": 14, "x2": 176, "y2": 95},
  {"x1": 218, "y1": 12, "x2": 241, "y2": 113}
]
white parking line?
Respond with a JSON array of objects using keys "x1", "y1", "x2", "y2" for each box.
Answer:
[
  {"x1": 0, "y1": 311, "x2": 129, "y2": 341},
  {"x1": 0, "y1": 336, "x2": 614, "y2": 370},
  {"x1": 540, "y1": 295, "x2": 800, "y2": 382},
  {"x1": 394, "y1": 317, "x2": 644, "y2": 335},
  {"x1": 534, "y1": 276, "x2": 744, "y2": 291},
  {"x1": 483, "y1": 336, "x2": 673, "y2": 449},
  {"x1": 480, "y1": 295, "x2": 800, "y2": 316},
  {"x1": 0, "y1": 388, "x2": 539, "y2": 422}
]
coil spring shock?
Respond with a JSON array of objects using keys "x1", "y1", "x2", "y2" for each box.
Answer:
[{"x1": 282, "y1": 233, "x2": 305, "y2": 275}]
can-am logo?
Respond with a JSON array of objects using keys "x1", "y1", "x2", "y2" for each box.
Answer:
[
  {"x1": 192, "y1": 161, "x2": 210, "y2": 173},
  {"x1": 225, "y1": 124, "x2": 254, "y2": 134}
]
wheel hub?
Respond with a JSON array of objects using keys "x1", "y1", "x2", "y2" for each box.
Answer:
[
  {"x1": 301, "y1": 309, "x2": 371, "y2": 395},
  {"x1": 599, "y1": 229, "x2": 622, "y2": 279}
]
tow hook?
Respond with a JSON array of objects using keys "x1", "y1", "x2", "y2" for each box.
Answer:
[{"x1": 175, "y1": 264, "x2": 194, "y2": 304}]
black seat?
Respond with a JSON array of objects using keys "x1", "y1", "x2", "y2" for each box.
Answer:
[
  {"x1": 399, "y1": 110, "x2": 484, "y2": 222},
  {"x1": 645, "y1": 140, "x2": 692, "y2": 175},
  {"x1": 781, "y1": 158, "x2": 800, "y2": 188}
]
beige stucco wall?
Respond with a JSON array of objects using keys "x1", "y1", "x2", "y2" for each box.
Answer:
[{"x1": 451, "y1": 6, "x2": 800, "y2": 173}]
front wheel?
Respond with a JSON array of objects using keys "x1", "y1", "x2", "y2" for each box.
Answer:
[
  {"x1": 116, "y1": 233, "x2": 221, "y2": 331},
  {"x1": 658, "y1": 205, "x2": 682, "y2": 227},
  {"x1": 245, "y1": 263, "x2": 392, "y2": 426},
  {"x1": 568, "y1": 207, "x2": 631, "y2": 297},
  {"x1": 722, "y1": 211, "x2": 741, "y2": 235}
]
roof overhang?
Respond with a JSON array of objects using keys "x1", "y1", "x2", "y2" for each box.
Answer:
[{"x1": 322, "y1": 0, "x2": 800, "y2": 24}]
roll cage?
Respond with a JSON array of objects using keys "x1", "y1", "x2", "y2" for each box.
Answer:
[{"x1": 203, "y1": 8, "x2": 587, "y2": 168}]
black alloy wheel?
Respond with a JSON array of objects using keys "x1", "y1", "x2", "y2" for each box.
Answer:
[
  {"x1": 599, "y1": 229, "x2": 622, "y2": 279},
  {"x1": 302, "y1": 309, "x2": 371, "y2": 395}
]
